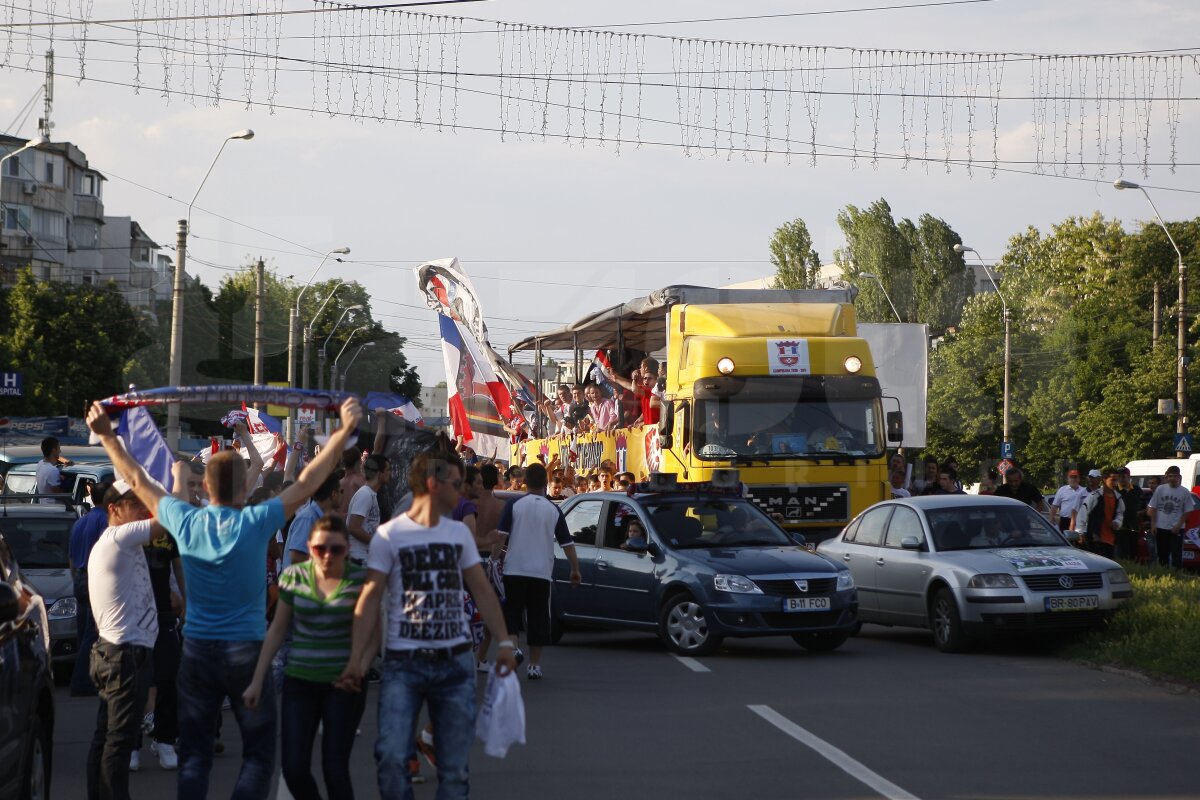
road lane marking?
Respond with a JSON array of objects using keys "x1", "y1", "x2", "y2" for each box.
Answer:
[
  {"x1": 672, "y1": 654, "x2": 711, "y2": 672},
  {"x1": 748, "y1": 705, "x2": 921, "y2": 800}
]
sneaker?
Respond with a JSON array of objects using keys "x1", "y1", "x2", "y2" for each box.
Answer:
[
  {"x1": 367, "y1": 668, "x2": 382, "y2": 684},
  {"x1": 513, "y1": 648, "x2": 525, "y2": 667},
  {"x1": 417, "y1": 729, "x2": 437, "y2": 770},
  {"x1": 153, "y1": 741, "x2": 178, "y2": 770},
  {"x1": 527, "y1": 664, "x2": 543, "y2": 681},
  {"x1": 476, "y1": 659, "x2": 490, "y2": 673},
  {"x1": 141, "y1": 712, "x2": 155, "y2": 736},
  {"x1": 129, "y1": 750, "x2": 140, "y2": 771},
  {"x1": 408, "y1": 757, "x2": 426, "y2": 785}
]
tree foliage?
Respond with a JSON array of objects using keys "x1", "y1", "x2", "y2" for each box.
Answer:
[{"x1": 769, "y1": 218, "x2": 823, "y2": 290}]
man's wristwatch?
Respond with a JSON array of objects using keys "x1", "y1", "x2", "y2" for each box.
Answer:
[{"x1": 497, "y1": 641, "x2": 516, "y2": 650}]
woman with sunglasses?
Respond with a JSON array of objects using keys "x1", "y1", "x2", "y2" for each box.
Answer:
[{"x1": 243, "y1": 515, "x2": 376, "y2": 800}]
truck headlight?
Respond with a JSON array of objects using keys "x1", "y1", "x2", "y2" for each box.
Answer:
[
  {"x1": 48, "y1": 597, "x2": 77, "y2": 619},
  {"x1": 716, "y1": 357, "x2": 736, "y2": 375},
  {"x1": 713, "y1": 574, "x2": 762, "y2": 594},
  {"x1": 844, "y1": 356, "x2": 862, "y2": 373},
  {"x1": 967, "y1": 574, "x2": 1018, "y2": 589}
]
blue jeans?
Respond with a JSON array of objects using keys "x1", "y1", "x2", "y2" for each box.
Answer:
[
  {"x1": 377, "y1": 650, "x2": 476, "y2": 800},
  {"x1": 281, "y1": 675, "x2": 367, "y2": 800},
  {"x1": 177, "y1": 639, "x2": 276, "y2": 800}
]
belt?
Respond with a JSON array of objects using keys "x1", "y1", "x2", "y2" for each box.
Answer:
[{"x1": 385, "y1": 642, "x2": 472, "y2": 662}]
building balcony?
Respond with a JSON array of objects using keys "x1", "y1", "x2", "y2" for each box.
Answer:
[{"x1": 73, "y1": 194, "x2": 104, "y2": 220}]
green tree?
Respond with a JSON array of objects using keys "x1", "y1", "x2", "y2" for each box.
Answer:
[
  {"x1": 769, "y1": 218, "x2": 823, "y2": 290},
  {"x1": 0, "y1": 270, "x2": 151, "y2": 416}
]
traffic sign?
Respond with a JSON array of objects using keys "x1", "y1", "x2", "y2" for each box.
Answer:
[
  {"x1": 997, "y1": 458, "x2": 1015, "y2": 475},
  {"x1": 1000, "y1": 441, "x2": 1014, "y2": 459},
  {"x1": 1174, "y1": 433, "x2": 1194, "y2": 453},
  {"x1": 0, "y1": 372, "x2": 22, "y2": 397}
]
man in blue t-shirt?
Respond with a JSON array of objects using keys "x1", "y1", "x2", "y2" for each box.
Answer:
[{"x1": 86, "y1": 397, "x2": 361, "y2": 800}]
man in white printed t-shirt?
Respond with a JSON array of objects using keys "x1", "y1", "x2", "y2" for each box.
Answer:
[
  {"x1": 340, "y1": 449, "x2": 515, "y2": 799},
  {"x1": 347, "y1": 454, "x2": 388, "y2": 564},
  {"x1": 496, "y1": 462, "x2": 582, "y2": 681},
  {"x1": 1149, "y1": 464, "x2": 1195, "y2": 568},
  {"x1": 85, "y1": 477, "x2": 164, "y2": 800}
]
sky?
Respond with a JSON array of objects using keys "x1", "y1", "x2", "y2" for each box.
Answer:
[{"x1": 1, "y1": 0, "x2": 1198, "y2": 387}]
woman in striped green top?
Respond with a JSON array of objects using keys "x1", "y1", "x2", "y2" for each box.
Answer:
[{"x1": 243, "y1": 515, "x2": 377, "y2": 800}]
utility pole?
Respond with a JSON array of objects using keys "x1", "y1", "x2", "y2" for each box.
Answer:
[
  {"x1": 1152, "y1": 281, "x2": 1161, "y2": 347},
  {"x1": 286, "y1": 307, "x2": 297, "y2": 442},
  {"x1": 37, "y1": 50, "x2": 53, "y2": 140},
  {"x1": 1178, "y1": 256, "x2": 1187, "y2": 456},
  {"x1": 253, "y1": 258, "x2": 265, "y2": 401},
  {"x1": 166, "y1": 219, "x2": 187, "y2": 449}
]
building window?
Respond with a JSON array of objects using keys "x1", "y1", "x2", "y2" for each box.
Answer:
[
  {"x1": 3, "y1": 205, "x2": 31, "y2": 231},
  {"x1": 4, "y1": 155, "x2": 18, "y2": 177},
  {"x1": 44, "y1": 160, "x2": 54, "y2": 183},
  {"x1": 32, "y1": 209, "x2": 66, "y2": 242}
]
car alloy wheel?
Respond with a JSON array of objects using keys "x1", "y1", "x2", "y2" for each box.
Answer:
[
  {"x1": 930, "y1": 588, "x2": 972, "y2": 654},
  {"x1": 659, "y1": 593, "x2": 721, "y2": 656}
]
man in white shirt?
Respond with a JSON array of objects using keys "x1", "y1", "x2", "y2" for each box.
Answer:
[
  {"x1": 1149, "y1": 465, "x2": 1195, "y2": 567},
  {"x1": 85, "y1": 478, "x2": 162, "y2": 800},
  {"x1": 1050, "y1": 469, "x2": 1089, "y2": 534},
  {"x1": 341, "y1": 449, "x2": 516, "y2": 799},
  {"x1": 496, "y1": 463, "x2": 582, "y2": 680},
  {"x1": 348, "y1": 454, "x2": 388, "y2": 564},
  {"x1": 36, "y1": 435, "x2": 72, "y2": 504}
]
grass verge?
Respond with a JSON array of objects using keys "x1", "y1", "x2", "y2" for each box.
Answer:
[{"x1": 1062, "y1": 562, "x2": 1200, "y2": 686}]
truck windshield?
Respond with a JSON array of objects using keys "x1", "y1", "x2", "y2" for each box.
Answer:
[{"x1": 695, "y1": 396, "x2": 884, "y2": 460}]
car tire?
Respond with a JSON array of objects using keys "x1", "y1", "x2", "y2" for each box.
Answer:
[
  {"x1": 792, "y1": 632, "x2": 849, "y2": 652},
  {"x1": 658, "y1": 592, "x2": 722, "y2": 656},
  {"x1": 929, "y1": 588, "x2": 973, "y2": 653},
  {"x1": 19, "y1": 712, "x2": 51, "y2": 800}
]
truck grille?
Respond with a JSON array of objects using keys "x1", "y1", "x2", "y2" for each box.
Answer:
[
  {"x1": 756, "y1": 578, "x2": 838, "y2": 596},
  {"x1": 1021, "y1": 573, "x2": 1104, "y2": 591},
  {"x1": 744, "y1": 484, "x2": 850, "y2": 523}
]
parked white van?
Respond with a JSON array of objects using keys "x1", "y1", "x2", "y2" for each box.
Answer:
[{"x1": 1125, "y1": 455, "x2": 1200, "y2": 489}]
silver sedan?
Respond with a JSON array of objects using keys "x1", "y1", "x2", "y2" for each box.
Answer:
[{"x1": 817, "y1": 495, "x2": 1132, "y2": 652}]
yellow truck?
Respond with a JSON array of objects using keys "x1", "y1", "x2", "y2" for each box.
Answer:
[{"x1": 508, "y1": 285, "x2": 904, "y2": 543}]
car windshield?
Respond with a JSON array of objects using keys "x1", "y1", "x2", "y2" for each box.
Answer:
[
  {"x1": 927, "y1": 505, "x2": 1070, "y2": 552},
  {"x1": 695, "y1": 394, "x2": 884, "y2": 460},
  {"x1": 643, "y1": 498, "x2": 793, "y2": 549},
  {"x1": 0, "y1": 516, "x2": 73, "y2": 568}
]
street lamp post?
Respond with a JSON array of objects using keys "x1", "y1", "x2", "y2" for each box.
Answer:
[
  {"x1": 332, "y1": 330, "x2": 370, "y2": 392},
  {"x1": 287, "y1": 247, "x2": 349, "y2": 440},
  {"x1": 954, "y1": 243, "x2": 1011, "y2": 447},
  {"x1": 166, "y1": 129, "x2": 255, "y2": 449},
  {"x1": 340, "y1": 341, "x2": 376, "y2": 391},
  {"x1": 1114, "y1": 178, "x2": 1189, "y2": 456},
  {"x1": 320, "y1": 306, "x2": 364, "y2": 391},
  {"x1": 858, "y1": 271, "x2": 903, "y2": 323}
]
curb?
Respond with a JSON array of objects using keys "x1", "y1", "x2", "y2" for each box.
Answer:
[{"x1": 1082, "y1": 660, "x2": 1200, "y2": 696}]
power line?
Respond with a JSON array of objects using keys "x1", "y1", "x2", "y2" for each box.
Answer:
[{"x1": 583, "y1": 0, "x2": 1002, "y2": 29}]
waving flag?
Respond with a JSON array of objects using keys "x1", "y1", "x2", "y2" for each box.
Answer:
[
  {"x1": 111, "y1": 406, "x2": 175, "y2": 492},
  {"x1": 365, "y1": 392, "x2": 425, "y2": 427},
  {"x1": 589, "y1": 349, "x2": 617, "y2": 398}
]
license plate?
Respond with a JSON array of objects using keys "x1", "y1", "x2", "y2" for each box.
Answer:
[
  {"x1": 1185, "y1": 551, "x2": 1196, "y2": 561},
  {"x1": 1045, "y1": 595, "x2": 1099, "y2": 612},
  {"x1": 784, "y1": 597, "x2": 830, "y2": 612}
]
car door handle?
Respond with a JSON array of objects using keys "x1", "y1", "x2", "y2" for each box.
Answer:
[
  {"x1": 842, "y1": 554, "x2": 851, "y2": 562},
  {"x1": 876, "y1": 558, "x2": 886, "y2": 566},
  {"x1": 596, "y1": 561, "x2": 608, "y2": 570}
]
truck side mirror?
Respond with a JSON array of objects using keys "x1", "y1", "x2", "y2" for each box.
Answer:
[{"x1": 886, "y1": 411, "x2": 904, "y2": 443}]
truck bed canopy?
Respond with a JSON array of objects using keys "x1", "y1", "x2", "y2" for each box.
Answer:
[{"x1": 508, "y1": 285, "x2": 858, "y2": 354}]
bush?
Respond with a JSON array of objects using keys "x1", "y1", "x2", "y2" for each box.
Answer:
[{"x1": 1065, "y1": 562, "x2": 1200, "y2": 684}]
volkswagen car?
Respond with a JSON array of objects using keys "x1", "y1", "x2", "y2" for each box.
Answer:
[
  {"x1": 817, "y1": 495, "x2": 1132, "y2": 652},
  {"x1": 549, "y1": 486, "x2": 858, "y2": 655}
]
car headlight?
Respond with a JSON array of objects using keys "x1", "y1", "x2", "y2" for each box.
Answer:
[
  {"x1": 1107, "y1": 568, "x2": 1130, "y2": 585},
  {"x1": 47, "y1": 596, "x2": 77, "y2": 619},
  {"x1": 713, "y1": 574, "x2": 762, "y2": 594},
  {"x1": 967, "y1": 574, "x2": 1018, "y2": 589},
  {"x1": 836, "y1": 571, "x2": 855, "y2": 591}
]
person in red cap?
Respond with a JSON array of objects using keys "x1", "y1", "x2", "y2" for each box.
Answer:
[{"x1": 1050, "y1": 469, "x2": 1088, "y2": 536}]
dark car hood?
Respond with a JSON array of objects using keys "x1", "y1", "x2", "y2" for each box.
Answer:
[
  {"x1": 22, "y1": 568, "x2": 73, "y2": 603},
  {"x1": 679, "y1": 546, "x2": 838, "y2": 576}
]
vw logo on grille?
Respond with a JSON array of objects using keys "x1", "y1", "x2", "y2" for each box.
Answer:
[
  {"x1": 794, "y1": 579, "x2": 809, "y2": 593},
  {"x1": 1058, "y1": 575, "x2": 1074, "y2": 589}
]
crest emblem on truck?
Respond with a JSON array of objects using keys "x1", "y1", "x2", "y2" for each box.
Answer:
[{"x1": 776, "y1": 340, "x2": 802, "y2": 366}]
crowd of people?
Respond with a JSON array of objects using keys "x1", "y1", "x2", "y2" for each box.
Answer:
[
  {"x1": 888, "y1": 453, "x2": 1199, "y2": 567},
  {"x1": 67, "y1": 400, "x2": 592, "y2": 800}
]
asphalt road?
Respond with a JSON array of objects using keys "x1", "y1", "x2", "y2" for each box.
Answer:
[{"x1": 51, "y1": 625, "x2": 1200, "y2": 799}]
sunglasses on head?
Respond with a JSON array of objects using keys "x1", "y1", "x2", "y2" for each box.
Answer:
[{"x1": 311, "y1": 543, "x2": 347, "y2": 558}]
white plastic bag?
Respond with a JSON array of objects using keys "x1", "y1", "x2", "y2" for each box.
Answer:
[{"x1": 476, "y1": 669, "x2": 526, "y2": 758}]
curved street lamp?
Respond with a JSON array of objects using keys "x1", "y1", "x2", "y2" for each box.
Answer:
[
  {"x1": 858, "y1": 272, "x2": 903, "y2": 323},
  {"x1": 166, "y1": 129, "x2": 254, "y2": 448},
  {"x1": 320, "y1": 306, "x2": 363, "y2": 391},
  {"x1": 340, "y1": 341, "x2": 377, "y2": 391}
]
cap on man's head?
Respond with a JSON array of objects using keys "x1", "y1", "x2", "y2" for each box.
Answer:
[
  {"x1": 102, "y1": 478, "x2": 138, "y2": 506},
  {"x1": 1087, "y1": 469, "x2": 1103, "y2": 478},
  {"x1": 1067, "y1": 469, "x2": 1079, "y2": 477},
  {"x1": 1166, "y1": 465, "x2": 1182, "y2": 476}
]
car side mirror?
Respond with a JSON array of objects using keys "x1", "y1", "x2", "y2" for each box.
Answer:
[
  {"x1": 0, "y1": 583, "x2": 20, "y2": 625},
  {"x1": 900, "y1": 536, "x2": 923, "y2": 550},
  {"x1": 657, "y1": 434, "x2": 673, "y2": 450},
  {"x1": 789, "y1": 532, "x2": 808, "y2": 547},
  {"x1": 646, "y1": 542, "x2": 662, "y2": 558},
  {"x1": 886, "y1": 411, "x2": 904, "y2": 443}
]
